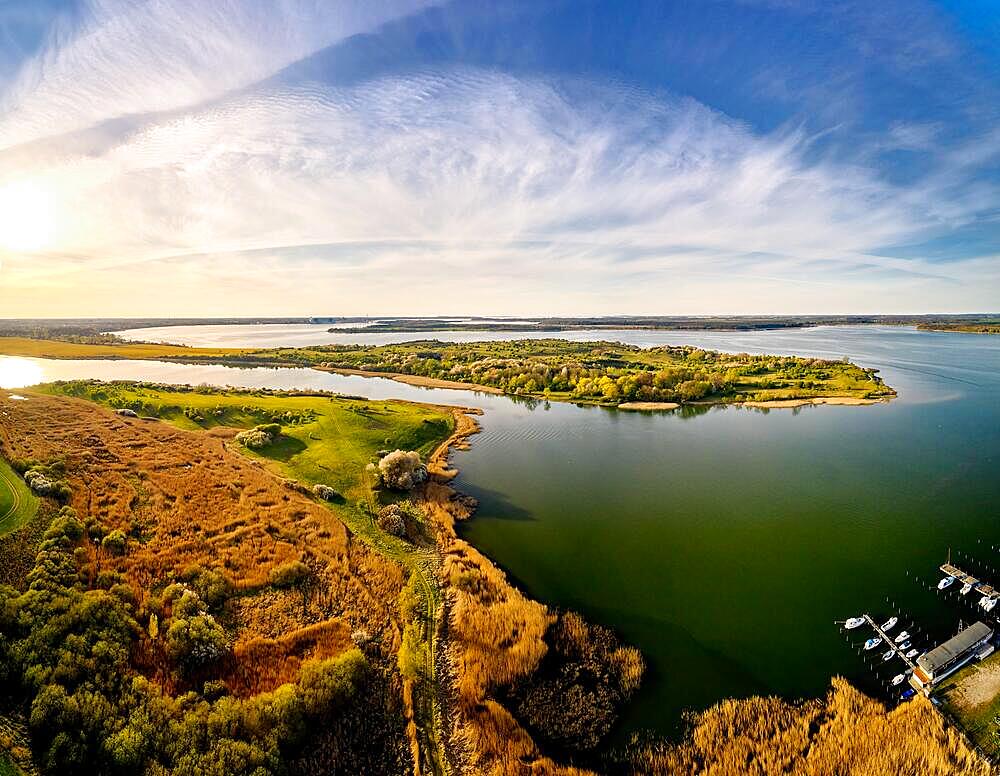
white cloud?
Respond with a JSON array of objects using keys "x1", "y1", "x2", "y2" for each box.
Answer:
[
  {"x1": 0, "y1": 7, "x2": 997, "y2": 316},
  {"x1": 0, "y1": 0, "x2": 435, "y2": 150}
]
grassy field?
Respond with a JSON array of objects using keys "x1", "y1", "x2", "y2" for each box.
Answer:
[
  {"x1": 0, "y1": 336, "x2": 245, "y2": 361},
  {"x1": 0, "y1": 458, "x2": 38, "y2": 536},
  {"x1": 37, "y1": 381, "x2": 454, "y2": 504}
]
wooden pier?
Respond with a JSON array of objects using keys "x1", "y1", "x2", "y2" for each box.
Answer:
[
  {"x1": 863, "y1": 614, "x2": 917, "y2": 671},
  {"x1": 940, "y1": 562, "x2": 999, "y2": 603}
]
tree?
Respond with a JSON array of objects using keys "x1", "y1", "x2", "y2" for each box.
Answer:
[{"x1": 377, "y1": 450, "x2": 428, "y2": 491}]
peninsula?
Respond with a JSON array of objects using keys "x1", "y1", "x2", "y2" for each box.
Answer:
[{"x1": 0, "y1": 337, "x2": 895, "y2": 408}]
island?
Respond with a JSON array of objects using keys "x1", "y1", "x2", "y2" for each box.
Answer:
[{"x1": 0, "y1": 336, "x2": 896, "y2": 408}]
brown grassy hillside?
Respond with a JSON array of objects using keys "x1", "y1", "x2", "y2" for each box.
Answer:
[{"x1": 0, "y1": 392, "x2": 404, "y2": 695}]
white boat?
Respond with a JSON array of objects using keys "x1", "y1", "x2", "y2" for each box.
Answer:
[
  {"x1": 905, "y1": 649, "x2": 919, "y2": 659},
  {"x1": 864, "y1": 637, "x2": 882, "y2": 650},
  {"x1": 900, "y1": 641, "x2": 912, "y2": 650},
  {"x1": 961, "y1": 583, "x2": 973, "y2": 595},
  {"x1": 880, "y1": 617, "x2": 898, "y2": 631},
  {"x1": 985, "y1": 598, "x2": 998, "y2": 612},
  {"x1": 844, "y1": 617, "x2": 865, "y2": 630},
  {"x1": 891, "y1": 673, "x2": 907, "y2": 686},
  {"x1": 979, "y1": 596, "x2": 991, "y2": 608},
  {"x1": 882, "y1": 649, "x2": 895, "y2": 662},
  {"x1": 894, "y1": 630, "x2": 910, "y2": 643},
  {"x1": 938, "y1": 576, "x2": 956, "y2": 590}
]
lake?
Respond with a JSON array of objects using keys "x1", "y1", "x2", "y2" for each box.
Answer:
[{"x1": 4, "y1": 324, "x2": 1000, "y2": 738}]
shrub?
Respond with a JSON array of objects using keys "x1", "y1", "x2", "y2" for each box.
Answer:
[
  {"x1": 376, "y1": 505, "x2": 407, "y2": 537},
  {"x1": 101, "y1": 530, "x2": 128, "y2": 556},
  {"x1": 235, "y1": 423, "x2": 281, "y2": 449},
  {"x1": 312, "y1": 484, "x2": 340, "y2": 501},
  {"x1": 23, "y1": 469, "x2": 71, "y2": 500},
  {"x1": 269, "y1": 560, "x2": 310, "y2": 589},
  {"x1": 165, "y1": 612, "x2": 228, "y2": 670},
  {"x1": 377, "y1": 450, "x2": 428, "y2": 491}
]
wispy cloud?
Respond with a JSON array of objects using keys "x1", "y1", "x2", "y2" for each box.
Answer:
[
  {"x1": 0, "y1": 0, "x2": 435, "y2": 150},
  {"x1": 0, "y1": 0, "x2": 997, "y2": 315}
]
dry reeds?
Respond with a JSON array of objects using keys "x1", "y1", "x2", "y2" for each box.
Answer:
[{"x1": 630, "y1": 677, "x2": 996, "y2": 776}]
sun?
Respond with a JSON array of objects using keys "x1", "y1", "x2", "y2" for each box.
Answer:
[{"x1": 0, "y1": 181, "x2": 56, "y2": 253}]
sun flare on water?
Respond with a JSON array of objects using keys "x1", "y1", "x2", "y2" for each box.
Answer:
[{"x1": 0, "y1": 181, "x2": 56, "y2": 253}]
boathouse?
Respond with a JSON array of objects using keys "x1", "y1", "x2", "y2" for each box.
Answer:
[{"x1": 911, "y1": 621, "x2": 994, "y2": 692}]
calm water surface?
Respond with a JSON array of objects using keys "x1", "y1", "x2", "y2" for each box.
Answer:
[{"x1": 4, "y1": 325, "x2": 1000, "y2": 737}]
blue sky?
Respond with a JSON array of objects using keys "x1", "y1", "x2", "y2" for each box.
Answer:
[{"x1": 0, "y1": 0, "x2": 997, "y2": 316}]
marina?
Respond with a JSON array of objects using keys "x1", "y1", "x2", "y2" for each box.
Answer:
[{"x1": 841, "y1": 555, "x2": 1000, "y2": 703}]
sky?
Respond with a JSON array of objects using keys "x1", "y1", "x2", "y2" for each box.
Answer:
[{"x1": 0, "y1": 0, "x2": 998, "y2": 317}]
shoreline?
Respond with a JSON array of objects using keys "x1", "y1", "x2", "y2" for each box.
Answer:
[
  {"x1": 617, "y1": 401, "x2": 681, "y2": 411},
  {"x1": 736, "y1": 396, "x2": 890, "y2": 409},
  {"x1": 314, "y1": 366, "x2": 506, "y2": 394}
]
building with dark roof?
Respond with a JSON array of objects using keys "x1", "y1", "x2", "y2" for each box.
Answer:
[{"x1": 911, "y1": 622, "x2": 994, "y2": 692}]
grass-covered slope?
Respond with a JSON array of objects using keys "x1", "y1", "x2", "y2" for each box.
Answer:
[
  {"x1": 36, "y1": 380, "x2": 453, "y2": 505},
  {"x1": 0, "y1": 459, "x2": 38, "y2": 536}
]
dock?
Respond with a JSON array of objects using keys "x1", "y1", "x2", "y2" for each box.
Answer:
[
  {"x1": 940, "y1": 562, "x2": 999, "y2": 604},
  {"x1": 863, "y1": 614, "x2": 917, "y2": 671}
]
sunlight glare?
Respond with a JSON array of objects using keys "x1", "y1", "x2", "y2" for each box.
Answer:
[{"x1": 0, "y1": 357, "x2": 45, "y2": 389}]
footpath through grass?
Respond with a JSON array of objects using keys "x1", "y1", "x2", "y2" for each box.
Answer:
[{"x1": 0, "y1": 459, "x2": 38, "y2": 536}]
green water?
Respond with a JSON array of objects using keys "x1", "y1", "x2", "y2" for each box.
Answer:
[
  {"x1": 452, "y1": 326, "x2": 1000, "y2": 735},
  {"x1": 4, "y1": 324, "x2": 1000, "y2": 738}
]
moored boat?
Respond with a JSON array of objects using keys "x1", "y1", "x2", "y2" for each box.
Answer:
[
  {"x1": 905, "y1": 648, "x2": 919, "y2": 659},
  {"x1": 961, "y1": 583, "x2": 973, "y2": 595},
  {"x1": 891, "y1": 673, "x2": 907, "y2": 686},
  {"x1": 844, "y1": 617, "x2": 865, "y2": 629},
  {"x1": 986, "y1": 598, "x2": 998, "y2": 612},
  {"x1": 894, "y1": 630, "x2": 910, "y2": 643},
  {"x1": 899, "y1": 641, "x2": 912, "y2": 650},
  {"x1": 864, "y1": 637, "x2": 882, "y2": 650},
  {"x1": 938, "y1": 576, "x2": 955, "y2": 590},
  {"x1": 882, "y1": 649, "x2": 895, "y2": 661},
  {"x1": 880, "y1": 616, "x2": 898, "y2": 631}
]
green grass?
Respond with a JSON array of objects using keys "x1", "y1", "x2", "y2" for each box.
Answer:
[
  {"x1": 37, "y1": 381, "x2": 452, "y2": 505},
  {"x1": 0, "y1": 458, "x2": 38, "y2": 537}
]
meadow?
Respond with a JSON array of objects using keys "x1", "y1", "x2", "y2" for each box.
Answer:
[{"x1": 36, "y1": 380, "x2": 454, "y2": 504}]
